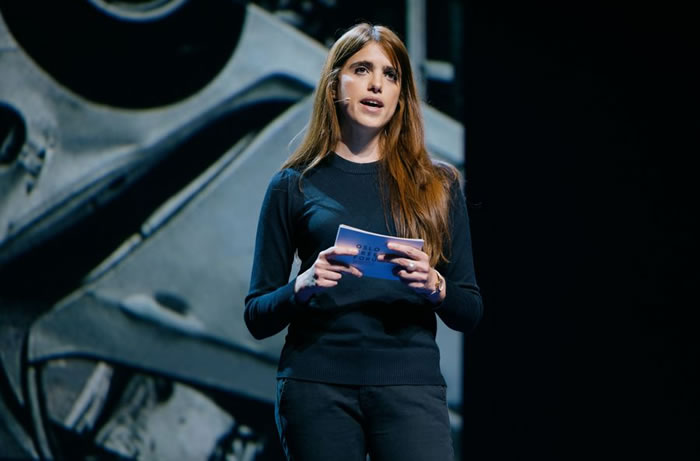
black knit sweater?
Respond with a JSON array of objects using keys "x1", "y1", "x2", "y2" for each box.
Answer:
[{"x1": 244, "y1": 153, "x2": 483, "y2": 385}]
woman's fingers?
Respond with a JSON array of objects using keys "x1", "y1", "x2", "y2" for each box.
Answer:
[
  {"x1": 396, "y1": 271, "x2": 436, "y2": 293},
  {"x1": 386, "y1": 242, "x2": 428, "y2": 261},
  {"x1": 395, "y1": 268, "x2": 429, "y2": 283},
  {"x1": 386, "y1": 242, "x2": 430, "y2": 275},
  {"x1": 321, "y1": 246, "x2": 363, "y2": 277},
  {"x1": 392, "y1": 258, "x2": 428, "y2": 274},
  {"x1": 321, "y1": 245, "x2": 359, "y2": 258},
  {"x1": 297, "y1": 246, "x2": 364, "y2": 300},
  {"x1": 383, "y1": 253, "x2": 429, "y2": 278},
  {"x1": 313, "y1": 277, "x2": 339, "y2": 288},
  {"x1": 384, "y1": 243, "x2": 434, "y2": 291},
  {"x1": 326, "y1": 264, "x2": 363, "y2": 277},
  {"x1": 314, "y1": 267, "x2": 342, "y2": 282}
]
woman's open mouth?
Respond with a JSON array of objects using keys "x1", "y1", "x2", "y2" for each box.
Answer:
[{"x1": 360, "y1": 98, "x2": 384, "y2": 109}]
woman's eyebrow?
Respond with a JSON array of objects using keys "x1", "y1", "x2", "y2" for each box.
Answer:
[
  {"x1": 349, "y1": 60, "x2": 374, "y2": 70},
  {"x1": 349, "y1": 61, "x2": 398, "y2": 73}
]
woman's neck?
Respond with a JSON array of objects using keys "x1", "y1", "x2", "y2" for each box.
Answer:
[{"x1": 334, "y1": 125, "x2": 381, "y2": 163}]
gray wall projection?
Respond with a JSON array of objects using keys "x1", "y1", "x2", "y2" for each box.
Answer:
[{"x1": 0, "y1": 2, "x2": 465, "y2": 459}]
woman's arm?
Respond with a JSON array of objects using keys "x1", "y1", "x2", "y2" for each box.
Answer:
[
  {"x1": 432, "y1": 180, "x2": 484, "y2": 334},
  {"x1": 244, "y1": 170, "x2": 301, "y2": 340},
  {"x1": 380, "y1": 179, "x2": 483, "y2": 334}
]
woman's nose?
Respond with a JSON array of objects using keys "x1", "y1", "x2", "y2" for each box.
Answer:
[{"x1": 369, "y1": 75, "x2": 382, "y2": 93}]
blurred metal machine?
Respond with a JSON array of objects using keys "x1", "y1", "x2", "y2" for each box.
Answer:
[{"x1": 0, "y1": 1, "x2": 464, "y2": 459}]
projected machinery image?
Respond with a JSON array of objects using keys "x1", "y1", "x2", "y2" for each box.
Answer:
[{"x1": 0, "y1": 1, "x2": 465, "y2": 459}]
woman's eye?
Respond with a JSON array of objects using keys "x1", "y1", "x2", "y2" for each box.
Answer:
[
  {"x1": 355, "y1": 66, "x2": 368, "y2": 74},
  {"x1": 385, "y1": 71, "x2": 398, "y2": 81}
]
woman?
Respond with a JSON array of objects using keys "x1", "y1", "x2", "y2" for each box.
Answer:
[{"x1": 244, "y1": 23, "x2": 482, "y2": 461}]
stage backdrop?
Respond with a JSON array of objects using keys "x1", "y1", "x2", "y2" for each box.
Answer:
[{"x1": 0, "y1": 1, "x2": 469, "y2": 460}]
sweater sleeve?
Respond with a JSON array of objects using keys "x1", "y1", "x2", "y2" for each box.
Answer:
[
  {"x1": 244, "y1": 169, "x2": 301, "y2": 340},
  {"x1": 433, "y1": 180, "x2": 484, "y2": 334}
]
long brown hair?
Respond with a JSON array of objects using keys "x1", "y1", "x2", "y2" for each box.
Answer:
[{"x1": 282, "y1": 23, "x2": 458, "y2": 266}]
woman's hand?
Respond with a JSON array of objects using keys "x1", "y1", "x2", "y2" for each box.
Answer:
[
  {"x1": 386, "y1": 242, "x2": 446, "y2": 304},
  {"x1": 294, "y1": 246, "x2": 363, "y2": 303}
]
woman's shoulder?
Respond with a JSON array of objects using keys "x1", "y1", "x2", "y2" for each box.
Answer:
[
  {"x1": 430, "y1": 158, "x2": 461, "y2": 187},
  {"x1": 268, "y1": 167, "x2": 302, "y2": 187}
]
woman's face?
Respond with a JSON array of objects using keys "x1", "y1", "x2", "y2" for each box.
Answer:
[{"x1": 335, "y1": 42, "x2": 401, "y2": 135}]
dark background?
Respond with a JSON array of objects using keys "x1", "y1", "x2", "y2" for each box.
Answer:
[{"x1": 461, "y1": 0, "x2": 698, "y2": 459}]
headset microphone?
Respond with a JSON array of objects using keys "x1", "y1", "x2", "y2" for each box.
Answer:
[{"x1": 334, "y1": 97, "x2": 351, "y2": 103}]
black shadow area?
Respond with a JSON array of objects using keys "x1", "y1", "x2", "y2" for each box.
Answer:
[{"x1": 461, "y1": 1, "x2": 698, "y2": 460}]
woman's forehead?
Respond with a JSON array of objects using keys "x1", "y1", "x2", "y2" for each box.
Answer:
[{"x1": 346, "y1": 42, "x2": 399, "y2": 70}]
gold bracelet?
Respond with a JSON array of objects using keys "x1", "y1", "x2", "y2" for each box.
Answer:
[{"x1": 431, "y1": 269, "x2": 444, "y2": 295}]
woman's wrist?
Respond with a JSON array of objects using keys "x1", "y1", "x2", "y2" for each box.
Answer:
[
  {"x1": 425, "y1": 269, "x2": 446, "y2": 304},
  {"x1": 293, "y1": 272, "x2": 314, "y2": 304}
]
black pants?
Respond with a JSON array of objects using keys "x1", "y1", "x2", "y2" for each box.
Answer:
[{"x1": 275, "y1": 378, "x2": 454, "y2": 461}]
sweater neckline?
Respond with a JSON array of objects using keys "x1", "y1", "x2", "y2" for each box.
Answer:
[{"x1": 327, "y1": 152, "x2": 380, "y2": 174}]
